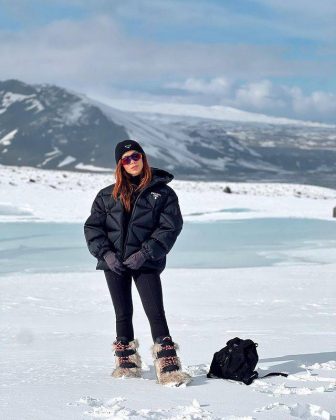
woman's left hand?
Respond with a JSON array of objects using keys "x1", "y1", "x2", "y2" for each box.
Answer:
[{"x1": 123, "y1": 249, "x2": 148, "y2": 270}]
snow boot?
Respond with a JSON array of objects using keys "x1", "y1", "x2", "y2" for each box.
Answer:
[
  {"x1": 111, "y1": 336, "x2": 142, "y2": 378},
  {"x1": 151, "y1": 335, "x2": 192, "y2": 387}
]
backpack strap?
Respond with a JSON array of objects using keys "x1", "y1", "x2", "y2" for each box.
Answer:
[
  {"x1": 258, "y1": 372, "x2": 288, "y2": 379},
  {"x1": 243, "y1": 371, "x2": 288, "y2": 385}
]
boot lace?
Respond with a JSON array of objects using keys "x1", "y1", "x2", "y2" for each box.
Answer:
[
  {"x1": 114, "y1": 340, "x2": 133, "y2": 365},
  {"x1": 159, "y1": 340, "x2": 179, "y2": 371},
  {"x1": 161, "y1": 355, "x2": 179, "y2": 370}
]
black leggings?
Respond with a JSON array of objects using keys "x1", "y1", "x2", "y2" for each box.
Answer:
[{"x1": 104, "y1": 268, "x2": 170, "y2": 343}]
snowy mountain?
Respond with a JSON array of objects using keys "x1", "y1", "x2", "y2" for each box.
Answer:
[
  {"x1": 0, "y1": 79, "x2": 129, "y2": 170},
  {"x1": 125, "y1": 112, "x2": 336, "y2": 188},
  {"x1": 0, "y1": 79, "x2": 335, "y2": 188},
  {"x1": 89, "y1": 96, "x2": 335, "y2": 128}
]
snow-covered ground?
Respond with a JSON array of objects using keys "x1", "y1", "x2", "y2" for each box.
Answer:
[
  {"x1": 2, "y1": 267, "x2": 336, "y2": 419},
  {"x1": 1, "y1": 164, "x2": 335, "y2": 223},
  {"x1": 1, "y1": 164, "x2": 336, "y2": 419}
]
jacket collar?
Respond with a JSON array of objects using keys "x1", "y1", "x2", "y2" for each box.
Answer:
[
  {"x1": 149, "y1": 167, "x2": 174, "y2": 186},
  {"x1": 104, "y1": 167, "x2": 174, "y2": 197}
]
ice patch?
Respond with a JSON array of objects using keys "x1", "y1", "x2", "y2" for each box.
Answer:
[{"x1": 0, "y1": 203, "x2": 33, "y2": 216}]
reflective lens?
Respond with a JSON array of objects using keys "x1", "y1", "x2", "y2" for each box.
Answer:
[{"x1": 121, "y1": 152, "x2": 142, "y2": 166}]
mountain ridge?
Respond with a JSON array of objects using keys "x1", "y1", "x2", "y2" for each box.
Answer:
[{"x1": 0, "y1": 79, "x2": 335, "y2": 188}]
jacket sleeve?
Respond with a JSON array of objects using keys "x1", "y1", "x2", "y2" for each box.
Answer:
[
  {"x1": 141, "y1": 189, "x2": 183, "y2": 261},
  {"x1": 83, "y1": 191, "x2": 113, "y2": 259}
]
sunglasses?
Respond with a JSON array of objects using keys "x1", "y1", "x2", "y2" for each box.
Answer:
[{"x1": 121, "y1": 151, "x2": 142, "y2": 166}]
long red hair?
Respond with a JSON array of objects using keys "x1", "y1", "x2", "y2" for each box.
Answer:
[{"x1": 112, "y1": 153, "x2": 152, "y2": 212}]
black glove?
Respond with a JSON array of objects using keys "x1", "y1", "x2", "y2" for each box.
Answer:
[
  {"x1": 123, "y1": 249, "x2": 148, "y2": 270},
  {"x1": 103, "y1": 251, "x2": 126, "y2": 275}
]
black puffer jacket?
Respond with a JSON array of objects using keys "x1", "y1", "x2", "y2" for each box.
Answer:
[{"x1": 83, "y1": 167, "x2": 183, "y2": 272}]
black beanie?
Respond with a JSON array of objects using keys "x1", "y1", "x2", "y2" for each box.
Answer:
[{"x1": 115, "y1": 139, "x2": 146, "y2": 164}]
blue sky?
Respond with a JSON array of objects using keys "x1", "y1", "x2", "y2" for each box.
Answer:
[{"x1": 0, "y1": 0, "x2": 335, "y2": 122}]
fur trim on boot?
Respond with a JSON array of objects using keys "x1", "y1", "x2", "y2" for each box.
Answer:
[
  {"x1": 151, "y1": 336, "x2": 192, "y2": 387},
  {"x1": 111, "y1": 337, "x2": 142, "y2": 378}
]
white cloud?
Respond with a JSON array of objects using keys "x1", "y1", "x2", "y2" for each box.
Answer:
[
  {"x1": 234, "y1": 81, "x2": 336, "y2": 122},
  {"x1": 235, "y1": 79, "x2": 286, "y2": 110},
  {"x1": 0, "y1": 15, "x2": 311, "y2": 87},
  {"x1": 0, "y1": 10, "x2": 334, "y2": 123},
  {"x1": 165, "y1": 77, "x2": 231, "y2": 95},
  {"x1": 38, "y1": 0, "x2": 336, "y2": 43},
  {"x1": 162, "y1": 76, "x2": 336, "y2": 123},
  {"x1": 288, "y1": 86, "x2": 336, "y2": 117}
]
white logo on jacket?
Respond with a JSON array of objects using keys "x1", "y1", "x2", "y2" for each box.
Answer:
[{"x1": 151, "y1": 192, "x2": 161, "y2": 200}]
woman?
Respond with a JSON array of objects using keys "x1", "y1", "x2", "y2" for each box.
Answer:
[{"x1": 84, "y1": 139, "x2": 191, "y2": 387}]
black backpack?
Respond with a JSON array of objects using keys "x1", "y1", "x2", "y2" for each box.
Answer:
[{"x1": 207, "y1": 337, "x2": 288, "y2": 385}]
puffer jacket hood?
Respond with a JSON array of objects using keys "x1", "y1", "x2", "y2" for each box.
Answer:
[
  {"x1": 149, "y1": 167, "x2": 174, "y2": 184},
  {"x1": 83, "y1": 166, "x2": 183, "y2": 273}
]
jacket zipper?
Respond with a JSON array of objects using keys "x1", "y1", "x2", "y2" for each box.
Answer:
[{"x1": 122, "y1": 183, "x2": 153, "y2": 259}]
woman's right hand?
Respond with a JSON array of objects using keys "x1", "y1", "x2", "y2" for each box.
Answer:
[{"x1": 103, "y1": 251, "x2": 126, "y2": 275}]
